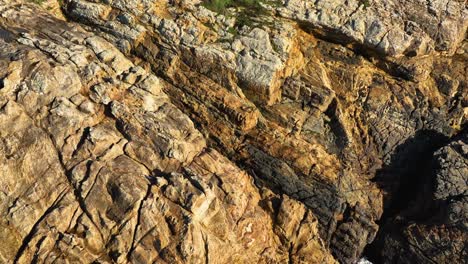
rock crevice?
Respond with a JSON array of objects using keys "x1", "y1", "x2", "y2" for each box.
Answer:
[{"x1": 0, "y1": 0, "x2": 466, "y2": 263}]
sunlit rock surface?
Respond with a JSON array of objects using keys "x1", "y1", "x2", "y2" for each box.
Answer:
[{"x1": 0, "y1": 0, "x2": 466, "y2": 263}]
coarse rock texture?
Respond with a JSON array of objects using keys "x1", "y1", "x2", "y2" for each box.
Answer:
[
  {"x1": 0, "y1": 3, "x2": 335, "y2": 263},
  {"x1": 279, "y1": 0, "x2": 468, "y2": 57},
  {"x1": 0, "y1": 0, "x2": 466, "y2": 263},
  {"x1": 366, "y1": 129, "x2": 468, "y2": 263}
]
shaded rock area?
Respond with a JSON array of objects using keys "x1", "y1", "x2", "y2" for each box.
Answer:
[
  {"x1": 366, "y1": 128, "x2": 468, "y2": 263},
  {"x1": 0, "y1": 0, "x2": 467, "y2": 263}
]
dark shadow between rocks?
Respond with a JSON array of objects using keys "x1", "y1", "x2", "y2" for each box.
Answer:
[{"x1": 363, "y1": 129, "x2": 451, "y2": 263}]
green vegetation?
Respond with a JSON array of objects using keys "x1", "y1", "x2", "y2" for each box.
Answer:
[
  {"x1": 202, "y1": 0, "x2": 232, "y2": 13},
  {"x1": 202, "y1": 0, "x2": 280, "y2": 31},
  {"x1": 202, "y1": 0, "x2": 263, "y2": 14},
  {"x1": 359, "y1": 0, "x2": 371, "y2": 9}
]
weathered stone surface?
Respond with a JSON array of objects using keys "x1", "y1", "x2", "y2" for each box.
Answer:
[
  {"x1": 0, "y1": 2, "x2": 336, "y2": 263},
  {"x1": 433, "y1": 134, "x2": 468, "y2": 200},
  {"x1": 279, "y1": 0, "x2": 468, "y2": 57},
  {"x1": 0, "y1": 0, "x2": 466, "y2": 263},
  {"x1": 368, "y1": 130, "x2": 467, "y2": 264}
]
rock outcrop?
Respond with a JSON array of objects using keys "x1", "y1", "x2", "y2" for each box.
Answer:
[
  {"x1": 366, "y1": 129, "x2": 467, "y2": 263},
  {"x1": 279, "y1": 0, "x2": 467, "y2": 57},
  {"x1": 0, "y1": 0, "x2": 466, "y2": 263},
  {"x1": 0, "y1": 3, "x2": 335, "y2": 263}
]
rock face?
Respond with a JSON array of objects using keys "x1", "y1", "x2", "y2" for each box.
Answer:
[
  {"x1": 0, "y1": 0, "x2": 466, "y2": 263},
  {"x1": 367, "y1": 129, "x2": 468, "y2": 263},
  {"x1": 279, "y1": 0, "x2": 467, "y2": 57}
]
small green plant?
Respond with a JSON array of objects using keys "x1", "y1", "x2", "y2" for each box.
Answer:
[
  {"x1": 202, "y1": 0, "x2": 279, "y2": 29},
  {"x1": 359, "y1": 0, "x2": 371, "y2": 9},
  {"x1": 202, "y1": 0, "x2": 267, "y2": 14},
  {"x1": 227, "y1": 26, "x2": 239, "y2": 37},
  {"x1": 202, "y1": 0, "x2": 230, "y2": 13},
  {"x1": 202, "y1": 0, "x2": 281, "y2": 40}
]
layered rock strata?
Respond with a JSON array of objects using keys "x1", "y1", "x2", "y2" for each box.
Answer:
[{"x1": 0, "y1": 0, "x2": 466, "y2": 263}]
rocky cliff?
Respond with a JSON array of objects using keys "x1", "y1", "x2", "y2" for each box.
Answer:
[{"x1": 0, "y1": 0, "x2": 466, "y2": 263}]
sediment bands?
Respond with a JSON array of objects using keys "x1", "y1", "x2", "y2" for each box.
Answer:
[{"x1": 0, "y1": 0, "x2": 466, "y2": 263}]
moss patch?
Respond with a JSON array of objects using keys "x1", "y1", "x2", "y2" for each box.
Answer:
[
  {"x1": 359, "y1": 0, "x2": 371, "y2": 9},
  {"x1": 202, "y1": 0, "x2": 280, "y2": 29}
]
